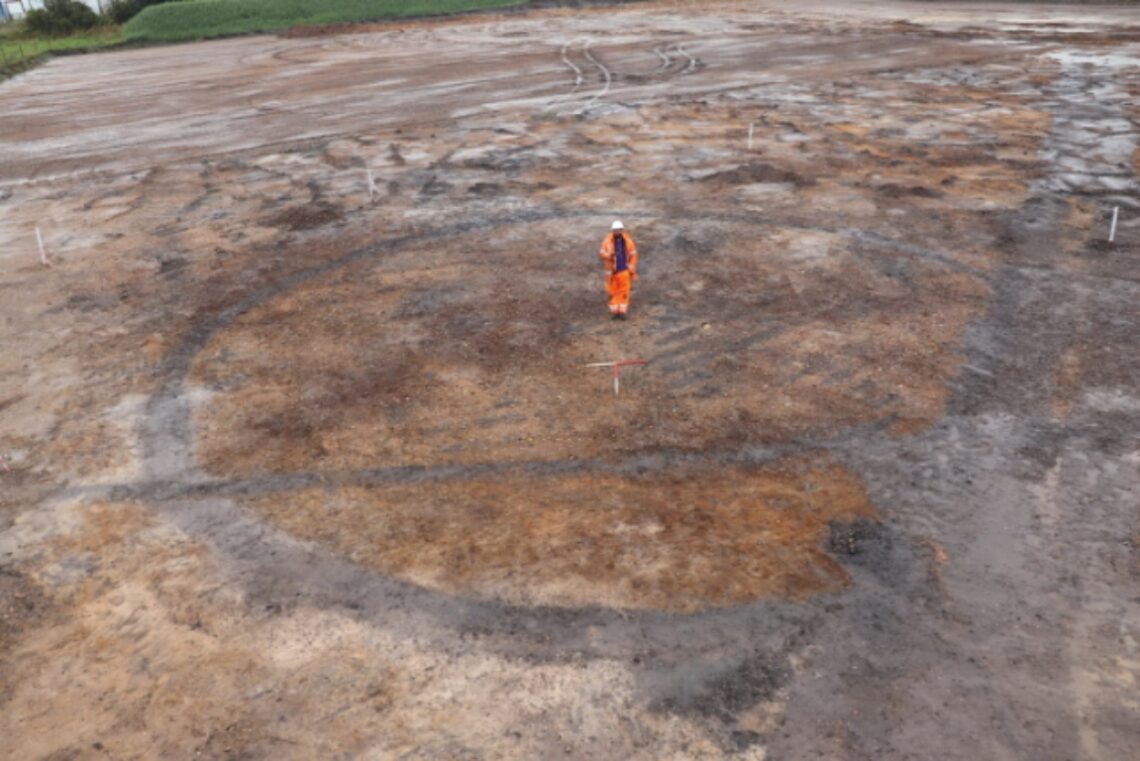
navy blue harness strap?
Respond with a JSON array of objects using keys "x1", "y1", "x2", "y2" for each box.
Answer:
[{"x1": 613, "y1": 234, "x2": 628, "y2": 273}]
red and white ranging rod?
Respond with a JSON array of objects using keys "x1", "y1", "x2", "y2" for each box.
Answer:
[{"x1": 584, "y1": 358, "x2": 647, "y2": 396}]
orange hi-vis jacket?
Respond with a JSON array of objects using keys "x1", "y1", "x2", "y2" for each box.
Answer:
[{"x1": 599, "y1": 231, "x2": 638, "y2": 275}]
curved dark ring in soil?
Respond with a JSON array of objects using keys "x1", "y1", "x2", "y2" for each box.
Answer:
[{"x1": 131, "y1": 203, "x2": 979, "y2": 660}]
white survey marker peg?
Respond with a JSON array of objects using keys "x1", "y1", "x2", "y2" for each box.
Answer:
[
  {"x1": 585, "y1": 358, "x2": 647, "y2": 396},
  {"x1": 35, "y1": 226, "x2": 51, "y2": 267}
]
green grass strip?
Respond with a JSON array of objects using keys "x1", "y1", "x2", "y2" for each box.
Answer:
[
  {"x1": 124, "y1": 0, "x2": 529, "y2": 42},
  {"x1": 0, "y1": 28, "x2": 122, "y2": 75}
]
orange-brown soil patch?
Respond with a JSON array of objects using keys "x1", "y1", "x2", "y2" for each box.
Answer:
[
  {"x1": 190, "y1": 219, "x2": 989, "y2": 477},
  {"x1": 247, "y1": 455, "x2": 877, "y2": 612}
]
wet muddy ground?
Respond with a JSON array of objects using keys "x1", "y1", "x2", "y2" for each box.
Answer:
[{"x1": 1, "y1": 1, "x2": 1138, "y2": 758}]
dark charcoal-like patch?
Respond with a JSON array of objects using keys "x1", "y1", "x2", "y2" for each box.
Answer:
[
  {"x1": 159, "y1": 256, "x2": 189, "y2": 279},
  {"x1": 420, "y1": 175, "x2": 453, "y2": 197},
  {"x1": 1085, "y1": 238, "x2": 1118, "y2": 254},
  {"x1": 876, "y1": 183, "x2": 944, "y2": 199},
  {"x1": 730, "y1": 730, "x2": 764, "y2": 750},
  {"x1": 468, "y1": 182, "x2": 503, "y2": 196},
  {"x1": 653, "y1": 652, "x2": 789, "y2": 722},
  {"x1": 826, "y1": 520, "x2": 931, "y2": 593},
  {"x1": 456, "y1": 148, "x2": 529, "y2": 172},
  {"x1": 828, "y1": 518, "x2": 886, "y2": 557},
  {"x1": 50, "y1": 292, "x2": 121, "y2": 314},
  {"x1": 696, "y1": 162, "x2": 812, "y2": 187},
  {"x1": 261, "y1": 203, "x2": 343, "y2": 231},
  {"x1": 0, "y1": 565, "x2": 56, "y2": 656}
]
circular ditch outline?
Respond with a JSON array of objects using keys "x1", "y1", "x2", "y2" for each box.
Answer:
[{"x1": 129, "y1": 202, "x2": 980, "y2": 657}]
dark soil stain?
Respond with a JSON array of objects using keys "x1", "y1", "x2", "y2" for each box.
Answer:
[
  {"x1": 697, "y1": 161, "x2": 812, "y2": 187},
  {"x1": 652, "y1": 651, "x2": 790, "y2": 723},
  {"x1": 875, "y1": 182, "x2": 944, "y2": 199},
  {"x1": 261, "y1": 203, "x2": 343, "y2": 231},
  {"x1": 829, "y1": 517, "x2": 886, "y2": 557},
  {"x1": 0, "y1": 566, "x2": 57, "y2": 702}
]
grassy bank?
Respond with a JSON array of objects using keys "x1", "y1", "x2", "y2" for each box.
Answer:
[
  {"x1": 123, "y1": 0, "x2": 529, "y2": 42},
  {"x1": 0, "y1": 26, "x2": 122, "y2": 75},
  {"x1": 0, "y1": 0, "x2": 527, "y2": 79}
]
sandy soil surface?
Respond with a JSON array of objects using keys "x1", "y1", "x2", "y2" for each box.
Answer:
[{"x1": 1, "y1": 1, "x2": 1138, "y2": 758}]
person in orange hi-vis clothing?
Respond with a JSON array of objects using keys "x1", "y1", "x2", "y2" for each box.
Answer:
[{"x1": 599, "y1": 220, "x2": 638, "y2": 319}]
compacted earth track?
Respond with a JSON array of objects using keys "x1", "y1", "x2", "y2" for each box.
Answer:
[{"x1": 1, "y1": 1, "x2": 1138, "y2": 758}]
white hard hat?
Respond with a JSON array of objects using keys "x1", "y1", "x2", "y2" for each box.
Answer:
[{"x1": 611, "y1": 220, "x2": 624, "y2": 230}]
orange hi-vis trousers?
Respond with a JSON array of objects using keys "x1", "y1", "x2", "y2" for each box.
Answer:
[
  {"x1": 600, "y1": 230, "x2": 637, "y2": 316},
  {"x1": 606, "y1": 270, "x2": 632, "y2": 315}
]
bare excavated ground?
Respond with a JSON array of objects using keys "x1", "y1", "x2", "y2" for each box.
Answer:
[{"x1": 1, "y1": 1, "x2": 1139, "y2": 758}]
